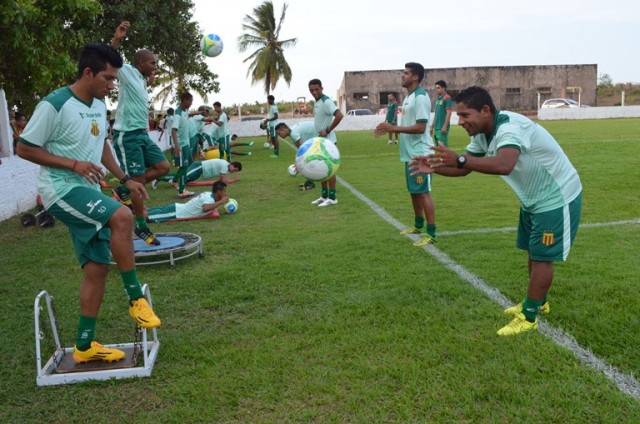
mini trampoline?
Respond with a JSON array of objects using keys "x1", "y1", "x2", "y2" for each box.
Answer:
[{"x1": 114, "y1": 232, "x2": 203, "y2": 266}]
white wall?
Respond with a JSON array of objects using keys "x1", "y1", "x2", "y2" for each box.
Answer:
[{"x1": 538, "y1": 106, "x2": 640, "y2": 120}]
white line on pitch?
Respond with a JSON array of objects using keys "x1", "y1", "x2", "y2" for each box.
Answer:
[
  {"x1": 337, "y1": 175, "x2": 640, "y2": 401},
  {"x1": 438, "y1": 219, "x2": 640, "y2": 237}
]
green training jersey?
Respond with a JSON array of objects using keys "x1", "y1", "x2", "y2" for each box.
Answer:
[
  {"x1": 313, "y1": 94, "x2": 339, "y2": 143},
  {"x1": 113, "y1": 64, "x2": 149, "y2": 131},
  {"x1": 201, "y1": 158, "x2": 229, "y2": 180},
  {"x1": 289, "y1": 121, "x2": 317, "y2": 145},
  {"x1": 190, "y1": 115, "x2": 205, "y2": 136},
  {"x1": 399, "y1": 87, "x2": 432, "y2": 162},
  {"x1": 19, "y1": 86, "x2": 106, "y2": 208},
  {"x1": 466, "y1": 110, "x2": 582, "y2": 213},
  {"x1": 268, "y1": 104, "x2": 279, "y2": 128},
  {"x1": 433, "y1": 93, "x2": 453, "y2": 131},
  {"x1": 386, "y1": 101, "x2": 398, "y2": 123},
  {"x1": 172, "y1": 108, "x2": 191, "y2": 147}
]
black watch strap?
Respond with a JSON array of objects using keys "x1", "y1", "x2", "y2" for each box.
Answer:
[
  {"x1": 119, "y1": 174, "x2": 131, "y2": 185},
  {"x1": 456, "y1": 155, "x2": 467, "y2": 169}
]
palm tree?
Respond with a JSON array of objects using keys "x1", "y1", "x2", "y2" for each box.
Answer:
[{"x1": 237, "y1": 1, "x2": 297, "y2": 95}]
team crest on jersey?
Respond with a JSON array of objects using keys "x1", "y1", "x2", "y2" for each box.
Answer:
[
  {"x1": 541, "y1": 231, "x2": 555, "y2": 246},
  {"x1": 90, "y1": 120, "x2": 99, "y2": 136}
]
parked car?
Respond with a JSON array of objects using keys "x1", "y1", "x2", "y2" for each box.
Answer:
[
  {"x1": 346, "y1": 109, "x2": 373, "y2": 116},
  {"x1": 541, "y1": 98, "x2": 590, "y2": 109},
  {"x1": 377, "y1": 106, "x2": 402, "y2": 115}
]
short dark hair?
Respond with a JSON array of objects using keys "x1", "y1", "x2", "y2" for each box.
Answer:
[
  {"x1": 230, "y1": 161, "x2": 242, "y2": 171},
  {"x1": 267, "y1": 95, "x2": 275, "y2": 102},
  {"x1": 180, "y1": 92, "x2": 193, "y2": 101},
  {"x1": 454, "y1": 86, "x2": 496, "y2": 114},
  {"x1": 404, "y1": 62, "x2": 425, "y2": 83},
  {"x1": 231, "y1": 134, "x2": 238, "y2": 139},
  {"x1": 167, "y1": 108, "x2": 174, "y2": 115},
  {"x1": 213, "y1": 101, "x2": 221, "y2": 107},
  {"x1": 212, "y1": 180, "x2": 227, "y2": 194},
  {"x1": 275, "y1": 122, "x2": 288, "y2": 131},
  {"x1": 435, "y1": 80, "x2": 447, "y2": 89},
  {"x1": 77, "y1": 43, "x2": 123, "y2": 79},
  {"x1": 308, "y1": 78, "x2": 322, "y2": 87}
]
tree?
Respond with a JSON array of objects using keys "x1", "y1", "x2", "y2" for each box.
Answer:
[
  {"x1": 0, "y1": 0, "x2": 219, "y2": 114},
  {"x1": 237, "y1": 1, "x2": 297, "y2": 95},
  {"x1": 597, "y1": 73, "x2": 613, "y2": 89},
  {"x1": 0, "y1": 0, "x2": 101, "y2": 113}
]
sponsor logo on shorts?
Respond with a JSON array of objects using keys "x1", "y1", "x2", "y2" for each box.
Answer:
[
  {"x1": 542, "y1": 231, "x2": 555, "y2": 246},
  {"x1": 86, "y1": 199, "x2": 103, "y2": 214}
]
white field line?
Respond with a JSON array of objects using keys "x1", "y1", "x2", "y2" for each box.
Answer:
[
  {"x1": 337, "y1": 174, "x2": 640, "y2": 400},
  {"x1": 439, "y1": 219, "x2": 640, "y2": 237}
]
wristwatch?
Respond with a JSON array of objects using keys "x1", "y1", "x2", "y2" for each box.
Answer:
[
  {"x1": 456, "y1": 155, "x2": 467, "y2": 169},
  {"x1": 119, "y1": 174, "x2": 131, "y2": 185}
]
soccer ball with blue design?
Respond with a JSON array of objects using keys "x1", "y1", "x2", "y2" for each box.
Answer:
[
  {"x1": 224, "y1": 199, "x2": 238, "y2": 214},
  {"x1": 295, "y1": 137, "x2": 340, "y2": 181},
  {"x1": 201, "y1": 33, "x2": 223, "y2": 58}
]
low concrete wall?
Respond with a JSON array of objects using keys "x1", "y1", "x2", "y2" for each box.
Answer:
[{"x1": 538, "y1": 105, "x2": 640, "y2": 120}]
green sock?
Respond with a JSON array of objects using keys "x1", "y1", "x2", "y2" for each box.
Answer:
[
  {"x1": 158, "y1": 175, "x2": 175, "y2": 182},
  {"x1": 121, "y1": 269, "x2": 144, "y2": 302},
  {"x1": 521, "y1": 297, "x2": 544, "y2": 322},
  {"x1": 76, "y1": 315, "x2": 97, "y2": 350},
  {"x1": 274, "y1": 150, "x2": 279, "y2": 156},
  {"x1": 134, "y1": 216, "x2": 147, "y2": 231},
  {"x1": 414, "y1": 216, "x2": 425, "y2": 230},
  {"x1": 329, "y1": 189, "x2": 336, "y2": 200},
  {"x1": 321, "y1": 187, "x2": 329, "y2": 198},
  {"x1": 426, "y1": 224, "x2": 437, "y2": 239},
  {"x1": 176, "y1": 168, "x2": 187, "y2": 193}
]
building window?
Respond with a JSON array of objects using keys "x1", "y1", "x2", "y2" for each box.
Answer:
[
  {"x1": 506, "y1": 87, "x2": 521, "y2": 95},
  {"x1": 353, "y1": 92, "x2": 369, "y2": 100},
  {"x1": 537, "y1": 87, "x2": 552, "y2": 94}
]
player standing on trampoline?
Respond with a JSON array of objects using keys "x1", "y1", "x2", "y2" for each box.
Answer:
[
  {"x1": 110, "y1": 21, "x2": 170, "y2": 246},
  {"x1": 17, "y1": 43, "x2": 161, "y2": 363}
]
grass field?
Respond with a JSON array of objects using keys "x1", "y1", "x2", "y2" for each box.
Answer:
[{"x1": 1, "y1": 118, "x2": 639, "y2": 423}]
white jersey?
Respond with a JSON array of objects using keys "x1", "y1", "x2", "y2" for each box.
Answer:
[
  {"x1": 466, "y1": 110, "x2": 582, "y2": 212},
  {"x1": 19, "y1": 86, "x2": 106, "y2": 208},
  {"x1": 176, "y1": 192, "x2": 215, "y2": 219},
  {"x1": 290, "y1": 121, "x2": 317, "y2": 145}
]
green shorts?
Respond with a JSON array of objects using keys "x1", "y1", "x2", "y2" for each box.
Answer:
[
  {"x1": 147, "y1": 204, "x2": 177, "y2": 223},
  {"x1": 113, "y1": 129, "x2": 166, "y2": 177},
  {"x1": 517, "y1": 193, "x2": 582, "y2": 261},
  {"x1": 190, "y1": 135, "x2": 200, "y2": 156},
  {"x1": 172, "y1": 145, "x2": 193, "y2": 168},
  {"x1": 268, "y1": 125, "x2": 277, "y2": 139},
  {"x1": 46, "y1": 186, "x2": 122, "y2": 267},
  {"x1": 434, "y1": 130, "x2": 449, "y2": 147},
  {"x1": 404, "y1": 162, "x2": 432, "y2": 194}
]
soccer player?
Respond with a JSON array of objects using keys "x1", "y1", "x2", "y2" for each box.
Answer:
[
  {"x1": 275, "y1": 121, "x2": 317, "y2": 191},
  {"x1": 211, "y1": 101, "x2": 231, "y2": 161},
  {"x1": 16, "y1": 43, "x2": 161, "y2": 364},
  {"x1": 156, "y1": 158, "x2": 242, "y2": 187},
  {"x1": 375, "y1": 62, "x2": 437, "y2": 246},
  {"x1": 109, "y1": 21, "x2": 170, "y2": 246},
  {"x1": 308, "y1": 79, "x2": 344, "y2": 207},
  {"x1": 146, "y1": 180, "x2": 230, "y2": 223},
  {"x1": 430, "y1": 80, "x2": 453, "y2": 146},
  {"x1": 172, "y1": 92, "x2": 196, "y2": 198},
  {"x1": 264, "y1": 95, "x2": 280, "y2": 158},
  {"x1": 385, "y1": 94, "x2": 399, "y2": 145},
  {"x1": 410, "y1": 86, "x2": 582, "y2": 336}
]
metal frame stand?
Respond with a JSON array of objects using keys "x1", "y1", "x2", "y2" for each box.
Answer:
[{"x1": 34, "y1": 284, "x2": 160, "y2": 386}]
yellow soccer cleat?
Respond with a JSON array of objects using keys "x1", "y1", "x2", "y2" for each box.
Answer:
[
  {"x1": 400, "y1": 227, "x2": 422, "y2": 235},
  {"x1": 413, "y1": 235, "x2": 436, "y2": 247},
  {"x1": 497, "y1": 312, "x2": 539, "y2": 336},
  {"x1": 129, "y1": 298, "x2": 161, "y2": 329},
  {"x1": 73, "y1": 341, "x2": 125, "y2": 363},
  {"x1": 504, "y1": 301, "x2": 550, "y2": 316}
]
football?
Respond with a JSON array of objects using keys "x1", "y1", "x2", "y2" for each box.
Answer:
[
  {"x1": 263, "y1": 142, "x2": 271, "y2": 149},
  {"x1": 295, "y1": 137, "x2": 340, "y2": 181},
  {"x1": 200, "y1": 33, "x2": 223, "y2": 58},
  {"x1": 287, "y1": 164, "x2": 298, "y2": 176},
  {"x1": 224, "y1": 198, "x2": 238, "y2": 214}
]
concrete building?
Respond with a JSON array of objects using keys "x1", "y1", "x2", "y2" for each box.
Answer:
[{"x1": 337, "y1": 64, "x2": 597, "y2": 113}]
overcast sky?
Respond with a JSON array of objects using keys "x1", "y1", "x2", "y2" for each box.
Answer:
[{"x1": 191, "y1": 0, "x2": 639, "y2": 107}]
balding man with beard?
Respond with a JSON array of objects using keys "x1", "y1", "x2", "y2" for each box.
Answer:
[{"x1": 110, "y1": 21, "x2": 170, "y2": 246}]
